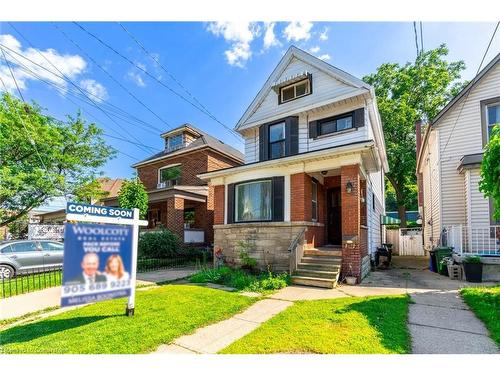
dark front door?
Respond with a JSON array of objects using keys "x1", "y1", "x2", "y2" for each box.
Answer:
[{"x1": 327, "y1": 187, "x2": 342, "y2": 245}]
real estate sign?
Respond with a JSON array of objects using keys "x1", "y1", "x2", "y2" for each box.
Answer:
[{"x1": 62, "y1": 202, "x2": 147, "y2": 314}]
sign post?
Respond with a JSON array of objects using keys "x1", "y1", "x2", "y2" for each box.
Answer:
[{"x1": 62, "y1": 202, "x2": 147, "y2": 316}]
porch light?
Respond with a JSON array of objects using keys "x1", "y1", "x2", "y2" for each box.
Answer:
[
  {"x1": 346, "y1": 181, "x2": 353, "y2": 194},
  {"x1": 321, "y1": 170, "x2": 328, "y2": 176},
  {"x1": 416, "y1": 215, "x2": 423, "y2": 225}
]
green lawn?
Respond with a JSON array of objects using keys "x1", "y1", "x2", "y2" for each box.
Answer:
[
  {"x1": 220, "y1": 295, "x2": 411, "y2": 354},
  {"x1": 461, "y1": 286, "x2": 500, "y2": 346},
  {"x1": 0, "y1": 285, "x2": 255, "y2": 354},
  {"x1": 0, "y1": 270, "x2": 62, "y2": 298}
]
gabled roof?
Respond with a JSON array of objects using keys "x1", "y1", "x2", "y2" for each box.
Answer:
[
  {"x1": 235, "y1": 45, "x2": 373, "y2": 131},
  {"x1": 97, "y1": 178, "x2": 125, "y2": 198},
  {"x1": 417, "y1": 52, "x2": 500, "y2": 171},
  {"x1": 131, "y1": 123, "x2": 244, "y2": 168},
  {"x1": 431, "y1": 52, "x2": 500, "y2": 126}
]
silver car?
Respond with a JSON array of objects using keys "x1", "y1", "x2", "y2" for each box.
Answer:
[{"x1": 0, "y1": 240, "x2": 64, "y2": 279}]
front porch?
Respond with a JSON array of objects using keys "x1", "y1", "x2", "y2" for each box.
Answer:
[{"x1": 145, "y1": 186, "x2": 213, "y2": 244}]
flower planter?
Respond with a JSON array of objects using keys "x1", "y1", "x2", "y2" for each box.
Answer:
[
  {"x1": 463, "y1": 262, "x2": 483, "y2": 283},
  {"x1": 345, "y1": 276, "x2": 357, "y2": 285}
]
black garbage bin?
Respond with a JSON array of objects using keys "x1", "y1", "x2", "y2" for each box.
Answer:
[{"x1": 429, "y1": 250, "x2": 437, "y2": 272}]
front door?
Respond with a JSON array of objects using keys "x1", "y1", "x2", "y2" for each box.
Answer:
[{"x1": 327, "y1": 187, "x2": 342, "y2": 245}]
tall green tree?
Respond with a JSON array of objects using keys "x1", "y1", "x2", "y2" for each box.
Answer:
[
  {"x1": 117, "y1": 178, "x2": 149, "y2": 219},
  {"x1": 0, "y1": 93, "x2": 116, "y2": 226},
  {"x1": 479, "y1": 124, "x2": 500, "y2": 220},
  {"x1": 363, "y1": 44, "x2": 466, "y2": 227}
]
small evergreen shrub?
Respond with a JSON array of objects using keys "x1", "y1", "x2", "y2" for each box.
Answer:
[{"x1": 138, "y1": 226, "x2": 181, "y2": 259}]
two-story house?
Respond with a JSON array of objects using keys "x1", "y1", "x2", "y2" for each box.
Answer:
[
  {"x1": 417, "y1": 53, "x2": 500, "y2": 255},
  {"x1": 199, "y1": 46, "x2": 388, "y2": 286},
  {"x1": 131, "y1": 124, "x2": 244, "y2": 244}
]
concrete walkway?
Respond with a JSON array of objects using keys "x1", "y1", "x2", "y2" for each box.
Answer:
[
  {"x1": 155, "y1": 299, "x2": 292, "y2": 354},
  {"x1": 0, "y1": 268, "x2": 196, "y2": 321}
]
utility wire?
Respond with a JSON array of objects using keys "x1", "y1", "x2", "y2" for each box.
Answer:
[
  {"x1": 74, "y1": 22, "x2": 243, "y2": 143},
  {"x1": 117, "y1": 22, "x2": 242, "y2": 140},
  {"x1": 419, "y1": 22, "x2": 424, "y2": 54},
  {"x1": 413, "y1": 22, "x2": 420, "y2": 57},
  {"x1": 52, "y1": 22, "x2": 173, "y2": 132},
  {"x1": 5, "y1": 25, "x2": 155, "y2": 154},
  {"x1": 440, "y1": 21, "x2": 499, "y2": 158}
]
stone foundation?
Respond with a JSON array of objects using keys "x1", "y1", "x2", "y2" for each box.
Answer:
[{"x1": 213, "y1": 221, "x2": 322, "y2": 272}]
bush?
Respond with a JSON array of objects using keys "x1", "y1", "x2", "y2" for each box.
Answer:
[
  {"x1": 188, "y1": 266, "x2": 290, "y2": 293},
  {"x1": 463, "y1": 255, "x2": 482, "y2": 264},
  {"x1": 138, "y1": 226, "x2": 181, "y2": 259}
]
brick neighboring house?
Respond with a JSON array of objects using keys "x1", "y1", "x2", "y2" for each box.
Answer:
[
  {"x1": 199, "y1": 46, "x2": 389, "y2": 286},
  {"x1": 128, "y1": 124, "x2": 244, "y2": 245}
]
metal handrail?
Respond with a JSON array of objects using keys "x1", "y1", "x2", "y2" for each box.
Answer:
[{"x1": 288, "y1": 227, "x2": 306, "y2": 275}]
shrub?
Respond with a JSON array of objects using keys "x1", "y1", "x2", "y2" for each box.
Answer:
[
  {"x1": 463, "y1": 255, "x2": 482, "y2": 264},
  {"x1": 138, "y1": 226, "x2": 181, "y2": 259},
  {"x1": 237, "y1": 240, "x2": 258, "y2": 271}
]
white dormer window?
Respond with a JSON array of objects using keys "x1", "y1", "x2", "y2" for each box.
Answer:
[
  {"x1": 166, "y1": 134, "x2": 184, "y2": 152},
  {"x1": 279, "y1": 78, "x2": 311, "y2": 104}
]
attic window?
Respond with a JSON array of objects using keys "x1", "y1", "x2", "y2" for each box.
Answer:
[
  {"x1": 279, "y1": 78, "x2": 311, "y2": 104},
  {"x1": 166, "y1": 134, "x2": 184, "y2": 152}
]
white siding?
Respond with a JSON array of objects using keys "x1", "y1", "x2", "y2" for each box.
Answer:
[
  {"x1": 467, "y1": 168, "x2": 491, "y2": 226},
  {"x1": 436, "y1": 63, "x2": 500, "y2": 227},
  {"x1": 243, "y1": 128, "x2": 259, "y2": 164},
  {"x1": 421, "y1": 129, "x2": 442, "y2": 249},
  {"x1": 245, "y1": 56, "x2": 361, "y2": 126},
  {"x1": 367, "y1": 169, "x2": 384, "y2": 254}
]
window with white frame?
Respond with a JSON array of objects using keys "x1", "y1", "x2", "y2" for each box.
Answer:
[
  {"x1": 486, "y1": 103, "x2": 500, "y2": 141},
  {"x1": 166, "y1": 134, "x2": 184, "y2": 152},
  {"x1": 311, "y1": 181, "x2": 318, "y2": 221},
  {"x1": 269, "y1": 122, "x2": 286, "y2": 159},
  {"x1": 279, "y1": 79, "x2": 311, "y2": 104},
  {"x1": 235, "y1": 180, "x2": 272, "y2": 222},
  {"x1": 158, "y1": 165, "x2": 181, "y2": 187}
]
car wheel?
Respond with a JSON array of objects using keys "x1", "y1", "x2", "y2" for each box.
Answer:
[{"x1": 0, "y1": 265, "x2": 15, "y2": 279}]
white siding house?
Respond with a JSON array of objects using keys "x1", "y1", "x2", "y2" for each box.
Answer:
[{"x1": 417, "y1": 53, "x2": 500, "y2": 253}]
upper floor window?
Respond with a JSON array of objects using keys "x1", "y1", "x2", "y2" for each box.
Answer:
[
  {"x1": 166, "y1": 134, "x2": 184, "y2": 152},
  {"x1": 269, "y1": 122, "x2": 286, "y2": 159},
  {"x1": 486, "y1": 103, "x2": 500, "y2": 141},
  {"x1": 319, "y1": 113, "x2": 353, "y2": 136},
  {"x1": 158, "y1": 165, "x2": 181, "y2": 188},
  {"x1": 279, "y1": 79, "x2": 311, "y2": 104}
]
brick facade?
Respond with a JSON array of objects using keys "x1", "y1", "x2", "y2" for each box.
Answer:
[
  {"x1": 213, "y1": 185, "x2": 225, "y2": 225},
  {"x1": 137, "y1": 147, "x2": 241, "y2": 244}
]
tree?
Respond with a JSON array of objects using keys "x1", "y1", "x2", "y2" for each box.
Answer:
[
  {"x1": 117, "y1": 178, "x2": 149, "y2": 219},
  {"x1": 479, "y1": 124, "x2": 500, "y2": 220},
  {"x1": 363, "y1": 44, "x2": 466, "y2": 227},
  {"x1": 73, "y1": 178, "x2": 110, "y2": 204},
  {"x1": 0, "y1": 93, "x2": 116, "y2": 226}
]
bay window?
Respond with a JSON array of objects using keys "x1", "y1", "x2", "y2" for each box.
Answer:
[{"x1": 235, "y1": 180, "x2": 272, "y2": 222}]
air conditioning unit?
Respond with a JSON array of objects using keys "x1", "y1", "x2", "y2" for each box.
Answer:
[{"x1": 157, "y1": 182, "x2": 167, "y2": 189}]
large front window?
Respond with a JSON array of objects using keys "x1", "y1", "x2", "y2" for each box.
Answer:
[
  {"x1": 158, "y1": 165, "x2": 181, "y2": 187},
  {"x1": 269, "y1": 122, "x2": 285, "y2": 159},
  {"x1": 235, "y1": 180, "x2": 272, "y2": 222},
  {"x1": 486, "y1": 103, "x2": 500, "y2": 141}
]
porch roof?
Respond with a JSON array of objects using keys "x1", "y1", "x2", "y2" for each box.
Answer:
[
  {"x1": 198, "y1": 140, "x2": 378, "y2": 181},
  {"x1": 147, "y1": 185, "x2": 208, "y2": 203}
]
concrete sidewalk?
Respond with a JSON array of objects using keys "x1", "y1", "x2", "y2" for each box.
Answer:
[
  {"x1": 0, "y1": 268, "x2": 195, "y2": 321},
  {"x1": 408, "y1": 290, "x2": 499, "y2": 354},
  {"x1": 155, "y1": 298, "x2": 292, "y2": 354}
]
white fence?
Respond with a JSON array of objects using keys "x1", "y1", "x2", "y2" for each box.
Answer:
[
  {"x1": 398, "y1": 227, "x2": 424, "y2": 256},
  {"x1": 445, "y1": 225, "x2": 500, "y2": 255}
]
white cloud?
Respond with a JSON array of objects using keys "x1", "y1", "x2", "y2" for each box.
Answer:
[
  {"x1": 309, "y1": 46, "x2": 320, "y2": 54},
  {"x1": 0, "y1": 34, "x2": 107, "y2": 100},
  {"x1": 318, "y1": 54, "x2": 331, "y2": 61},
  {"x1": 126, "y1": 62, "x2": 147, "y2": 87},
  {"x1": 263, "y1": 22, "x2": 280, "y2": 50},
  {"x1": 319, "y1": 27, "x2": 329, "y2": 41},
  {"x1": 80, "y1": 79, "x2": 108, "y2": 102},
  {"x1": 206, "y1": 22, "x2": 261, "y2": 67},
  {"x1": 283, "y1": 22, "x2": 313, "y2": 42}
]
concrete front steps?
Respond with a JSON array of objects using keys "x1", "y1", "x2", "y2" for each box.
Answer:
[{"x1": 291, "y1": 248, "x2": 342, "y2": 289}]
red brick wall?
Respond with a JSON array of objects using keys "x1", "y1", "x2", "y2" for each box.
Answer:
[
  {"x1": 137, "y1": 148, "x2": 241, "y2": 191},
  {"x1": 166, "y1": 196, "x2": 184, "y2": 240},
  {"x1": 213, "y1": 185, "x2": 225, "y2": 225},
  {"x1": 323, "y1": 175, "x2": 340, "y2": 190},
  {"x1": 291, "y1": 172, "x2": 326, "y2": 248},
  {"x1": 340, "y1": 164, "x2": 362, "y2": 281}
]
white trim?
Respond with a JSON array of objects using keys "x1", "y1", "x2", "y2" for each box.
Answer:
[
  {"x1": 157, "y1": 163, "x2": 182, "y2": 186},
  {"x1": 280, "y1": 78, "x2": 311, "y2": 103},
  {"x1": 234, "y1": 180, "x2": 273, "y2": 222},
  {"x1": 485, "y1": 101, "x2": 500, "y2": 143}
]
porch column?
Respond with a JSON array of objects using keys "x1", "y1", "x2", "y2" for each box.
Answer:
[
  {"x1": 166, "y1": 196, "x2": 184, "y2": 241},
  {"x1": 341, "y1": 164, "x2": 362, "y2": 281}
]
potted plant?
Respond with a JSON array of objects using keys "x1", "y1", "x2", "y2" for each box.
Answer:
[
  {"x1": 345, "y1": 264, "x2": 357, "y2": 285},
  {"x1": 462, "y1": 255, "x2": 483, "y2": 283}
]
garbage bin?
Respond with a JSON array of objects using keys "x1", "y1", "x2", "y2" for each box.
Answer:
[
  {"x1": 435, "y1": 247, "x2": 453, "y2": 275},
  {"x1": 429, "y1": 250, "x2": 437, "y2": 272}
]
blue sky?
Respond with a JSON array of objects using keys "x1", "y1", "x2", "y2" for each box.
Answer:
[{"x1": 1, "y1": 22, "x2": 499, "y2": 180}]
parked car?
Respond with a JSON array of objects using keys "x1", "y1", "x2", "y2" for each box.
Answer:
[{"x1": 0, "y1": 240, "x2": 64, "y2": 279}]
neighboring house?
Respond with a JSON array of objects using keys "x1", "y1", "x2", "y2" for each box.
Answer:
[
  {"x1": 417, "y1": 52, "x2": 500, "y2": 254},
  {"x1": 199, "y1": 46, "x2": 388, "y2": 285},
  {"x1": 129, "y1": 124, "x2": 244, "y2": 244}
]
